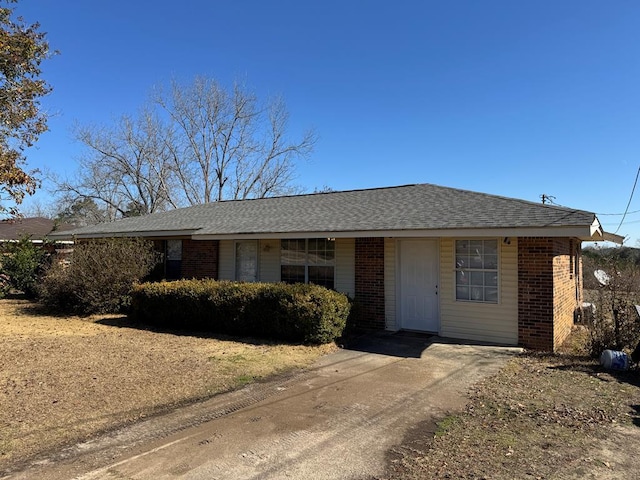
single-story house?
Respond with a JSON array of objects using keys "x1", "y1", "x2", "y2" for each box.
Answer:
[
  {"x1": 50, "y1": 183, "x2": 623, "y2": 351},
  {"x1": 0, "y1": 217, "x2": 75, "y2": 251}
]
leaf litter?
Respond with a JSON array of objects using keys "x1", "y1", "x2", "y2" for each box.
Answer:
[{"x1": 377, "y1": 346, "x2": 640, "y2": 479}]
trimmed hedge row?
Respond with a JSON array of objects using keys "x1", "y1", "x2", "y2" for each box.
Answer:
[{"x1": 129, "y1": 279, "x2": 351, "y2": 344}]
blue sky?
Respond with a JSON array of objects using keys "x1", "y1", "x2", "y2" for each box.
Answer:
[{"x1": 14, "y1": 1, "x2": 640, "y2": 245}]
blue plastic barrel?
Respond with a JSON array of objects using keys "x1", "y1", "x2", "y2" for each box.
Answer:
[{"x1": 600, "y1": 350, "x2": 630, "y2": 371}]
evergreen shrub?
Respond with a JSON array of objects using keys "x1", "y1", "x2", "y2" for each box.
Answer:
[
  {"x1": 130, "y1": 279, "x2": 351, "y2": 344},
  {"x1": 0, "y1": 236, "x2": 48, "y2": 298}
]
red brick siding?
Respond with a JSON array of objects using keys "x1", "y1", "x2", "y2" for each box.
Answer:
[
  {"x1": 518, "y1": 237, "x2": 581, "y2": 351},
  {"x1": 354, "y1": 237, "x2": 385, "y2": 329},
  {"x1": 181, "y1": 239, "x2": 219, "y2": 279}
]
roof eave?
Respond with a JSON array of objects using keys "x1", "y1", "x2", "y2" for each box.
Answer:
[
  {"x1": 193, "y1": 225, "x2": 599, "y2": 240},
  {"x1": 587, "y1": 218, "x2": 625, "y2": 245},
  {"x1": 601, "y1": 231, "x2": 625, "y2": 244},
  {"x1": 50, "y1": 229, "x2": 200, "y2": 240}
]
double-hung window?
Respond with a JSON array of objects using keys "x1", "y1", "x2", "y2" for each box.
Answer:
[
  {"x1": 165, "y1": 239, "x2": 182, "y2": 280},
  {"x1": 455, "y1": 239, "x2": 498, "y2": 303},
  {"x1": 281, "y1": 238, "x2": 335, "y2": 289}
]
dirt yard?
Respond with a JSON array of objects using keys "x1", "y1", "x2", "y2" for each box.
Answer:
[
  {"x1": 0, "y1": 298, "x2": 335, "y2": 472},
  {"x1": 378, "y1": 339, "x2": 640, "y2": 480},
  {"x1": 4, "y1": 297, "x2": 640, "y2": 479}
]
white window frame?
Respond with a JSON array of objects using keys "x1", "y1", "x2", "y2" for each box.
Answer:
[
  {"x1": 454, "y1": 239, "x2": 499, "y2": 304},
  {"x1": 280, "y1": 238, "x2": 336, "y2": 289}
]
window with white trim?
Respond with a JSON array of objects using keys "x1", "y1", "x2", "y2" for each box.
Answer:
[
  {"x1": 281, "y1": 238, "x2": 335, "y2": 289},
  {"x1": 455, "y1": 239, "x2": 498, "y2": 303}
]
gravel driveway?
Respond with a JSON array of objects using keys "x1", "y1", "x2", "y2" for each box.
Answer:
[{"x1": 5, "y1": 334, "x2": 519, "y2": 480}]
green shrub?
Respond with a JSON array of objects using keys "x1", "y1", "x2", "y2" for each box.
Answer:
[
  {"x1": 0, "y1": 236, "x2": 49, "y2": 298},
  {"x1": 39, "y1": 237, "x2": 160, "y2": 314},
  {"x1": 130, "y1": 280, "x2": 351, "y2": 344}
]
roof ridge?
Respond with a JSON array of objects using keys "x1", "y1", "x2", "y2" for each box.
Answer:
[
  {"x1": 206, "y1": 183, "x2": 423, "y2": 205},
  {"x1": 223, "y1": 183, "x2": 591, "y2": 216}
]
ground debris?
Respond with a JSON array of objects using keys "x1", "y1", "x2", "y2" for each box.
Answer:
[{"x1": 380, "y1": 349, "x2": 640, "y2": 479}]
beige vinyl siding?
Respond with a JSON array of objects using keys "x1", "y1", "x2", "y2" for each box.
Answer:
[
  {"x1": 335, "y1": 238, "x2": 355, "y2": 297},
  {"x1": 258, "y1": 239, "x2": 280, "y2": 282},
  {"x1": 218, "y1": 240, "x2": 234, "y2": 280},
  {"x1": 439, "y1": 237, "x2": 518, "y2": 345},
  {"x1": 384, "y1": 238, "x2": 398, "y2": 330}
]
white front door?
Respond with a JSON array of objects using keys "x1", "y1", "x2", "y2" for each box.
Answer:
[{"x1": 398, "y1": 239, "x2": 439, "y2": 332}]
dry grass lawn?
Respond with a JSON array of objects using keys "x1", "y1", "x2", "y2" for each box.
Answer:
[{"x1": 0, "y1": 298, "x2": 335, "y2": 471}]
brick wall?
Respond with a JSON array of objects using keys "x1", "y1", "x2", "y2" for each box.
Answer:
[
  {"x1": 553, "y1": 238, "x2": 582, "y2": 348},
  {"x1": 518, "y1": 237, "x2": 581, "y2": 351},
  {"x1": 181, "y1": 239, "x2": 219, "y2": 279},
  {"x1": 354, "y1": 237, "x2": 385, "y2": 329}
]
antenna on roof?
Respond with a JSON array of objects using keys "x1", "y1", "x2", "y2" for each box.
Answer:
[{"x1": 540, "y1": 194, "x2": 556, "y2": 205}]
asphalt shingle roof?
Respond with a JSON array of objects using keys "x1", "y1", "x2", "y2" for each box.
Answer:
[
  {"x1": 53, "y1": 184, "x2": 596, "y2": 239},
  {"x1": 0, "y1": 217, "x2": 75, "y2": 240}
]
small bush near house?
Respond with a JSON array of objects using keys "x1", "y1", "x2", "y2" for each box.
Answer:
[
  {"x1": 39, "y1": 237, "x2": 159, "y2": 314},
  {"x1": 0, "y1": 235, "x2": 49, "y2": 298},
  {"x1": 582, "y1": 249, "x2": 640, "y2": 356},
  {"x1": 130, "y1": 280, "x2": 351, "y2": 344}
]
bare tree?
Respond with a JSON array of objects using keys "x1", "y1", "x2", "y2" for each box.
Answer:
[
  {"x1": 154, "y1": 77, "x2": 315, "y2": 202},
  {"x1": 58, "y1": 77, "x2": 316, "y2": 217},
  {"x1": 19, "y1": 198, "x2": 57, "y2": 218},
  {"x1": 57, "y1": 109, "x2": 178, "y2": 220}
]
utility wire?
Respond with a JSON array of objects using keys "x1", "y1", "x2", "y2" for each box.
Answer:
[
  {"x1": 598, "y1": 209, "x2": 640, "y2": 216},
  {"x1": 614, "y1": 165, "x2": 640, "y2": 234},
  {"x1": 603, "y1": 218, "x2": 640, "y2": 226}
]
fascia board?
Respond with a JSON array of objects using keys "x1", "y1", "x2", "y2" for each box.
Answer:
[
  {"x1": 601, "y1": 232, "x2": 625, "y2": 244},
  {"x1": 589, "y1": 217, "x2": 625, "y2": 244},
  {"x1": 192, "y1": 226, "x2": 595, "y2": 240},
  {"x1": 58, "y1": 229, "x2": 200, "y2": 240}
]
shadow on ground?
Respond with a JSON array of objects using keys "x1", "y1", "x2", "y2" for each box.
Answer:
[
  {"x1": 631, "y1": 405, "x2": 640, "y2": 428},
  {"x1": 343, "y1": 331, "x2": 518, "y2": 359},
  {"x1": 343, "y1": 331, "x2": 433, "y2": 358},
  {"x1": 94, "y1": 316, "x2": 293, "y2": 347},
  {"x1": 548, "y1": 356, "x2": 640, "y2": 388},
  {"x1": 12, "y1": 299, "x2": 77, "y2": 318}
]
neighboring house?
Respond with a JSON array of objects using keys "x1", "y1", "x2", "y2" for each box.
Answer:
[
  {"x1": 50, "y1": 184, "x2": 622, "y2": 351},
  {"x1": 0, "y1": 217, "x2": 75, "y2": 251}
]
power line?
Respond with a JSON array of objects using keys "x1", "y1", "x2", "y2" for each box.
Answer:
[
  {"x1": 604, "y1": 219, "x2": 640, "y2": 226},
  {"x1": 597, "y1": 209, "x2": 640, "y2": 216},
  {"x1": 614, "y1": 165, "x2": 640, "y2": 234}
]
